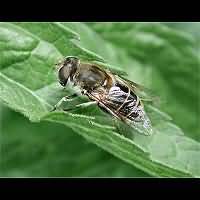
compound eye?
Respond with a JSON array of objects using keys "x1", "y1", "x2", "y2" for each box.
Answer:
[
  {"x1": 64, "y1": 56, "x2": 79, "y2": 64},
  {"x1": 65, "y1": 57, "x2": 72, "y2": 63},
  {"x1": 58, "y1": 66, "x2": 70, "y2": 86}
]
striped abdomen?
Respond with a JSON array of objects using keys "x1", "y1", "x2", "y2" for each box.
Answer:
[
  {"x1": 103, "y1": 82, "x2": 144, "y2": 122},
  {"x1": 89, "y1": 79, "x2": 152, "y2": 135}
]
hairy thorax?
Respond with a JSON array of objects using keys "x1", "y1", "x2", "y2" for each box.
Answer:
[{"x1": 73, "y1": 64, "x2": 107, "y2": 90}]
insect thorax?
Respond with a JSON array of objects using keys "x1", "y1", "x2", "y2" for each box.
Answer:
[{"x1": 73, "y1": 64, "x2": 108, "y2": 91}]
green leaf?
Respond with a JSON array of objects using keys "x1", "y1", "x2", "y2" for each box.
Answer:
[
  {"x1": 0, "y1": 22, "x2": 200, "y2": 177},
  {"x1": 1, "y1": 105, "x2": 148, "y2": 177}
]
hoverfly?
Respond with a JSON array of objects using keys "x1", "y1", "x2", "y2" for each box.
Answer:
[{"x1": 53, "y1": 56, "x2": 155, "y2": 136}]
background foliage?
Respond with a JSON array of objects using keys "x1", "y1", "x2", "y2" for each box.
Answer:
[{"x1": 0, "y1": 22, "x2": 199, "y2": 177}]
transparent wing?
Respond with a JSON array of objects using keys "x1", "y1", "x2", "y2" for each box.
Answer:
[
  {"x1": 88, "y1": 61, "x2": 128, "y2": 77},
  {"x1": 117, "y1": 75, "x2": 160, "y2": 104},
  {"x1": 126, "y1": 111, "x2": 153, "y2": 136},
  {"x1": 85, "y1": 60, "x2": 158, "y2": 103},
  {"x1": 98, "y1": 109, "x2": 153, "y2": 136},
  {"x1": 91, "y1": 108, "x2": 153, "y2": 137},
  {"x1": 92, "y1": 113, "x2": 153, "y2": 137}
]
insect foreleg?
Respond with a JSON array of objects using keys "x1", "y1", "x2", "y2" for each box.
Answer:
[
  {"x1": 63, "y1": 101, "x2": 97, "y2": 111},
  {"x1": 51, "y1": 93, "x2": 79, "y2": 111},
  {"x1": 64, "y1": 93, "x2": 79, "y2": 101}
]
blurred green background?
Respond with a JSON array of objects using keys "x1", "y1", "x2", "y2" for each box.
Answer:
[{"x1": 0, "y1": 22, "x2": 199, "y2": 177}]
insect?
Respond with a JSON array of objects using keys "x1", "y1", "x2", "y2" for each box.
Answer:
[{"x1": 53, "y1": 56, "x2": 155, "y2": 136}]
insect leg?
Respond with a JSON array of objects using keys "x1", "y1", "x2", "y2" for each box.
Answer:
[
  {"x1": 51, "y1": 93, "x2": 79, "y2": 111},
  {"x1": 64, "y1": 93, "x2": 79, "y2": 101},
  {"x1": 63, "y1": 101, "x2": 97, "y2": 111}
]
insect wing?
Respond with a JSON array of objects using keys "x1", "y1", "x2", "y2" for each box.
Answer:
[
  {"x1": 91, "y1": 62, "x2": 156, "y2": 103},
  {"x1": 99, "y1": 100, "x2": 153, "y2": 136},
  {"x1": 93, "y1": 87, "x2": 152, "y2": 135},
  {"x1": 89, "y1": 61, "x2": 128, "y2": 77},
  {"x1": 117, "y1": 76, "x2": 159, "y2": 104},
  {"x1": 127, "y1": 110, "x2": 153, "y2": 136}
]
